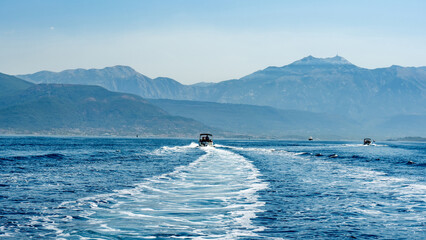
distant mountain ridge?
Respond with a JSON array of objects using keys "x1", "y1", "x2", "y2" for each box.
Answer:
[
  {"x1": 18, "y1": 56, "x2": 426, "y2": 120},
  {"x1": 198, "y1": 56, "x2": 426, "y2": 119},
  {"x1": 0, "y1": 73, "x2": 213, "y2": 136},
  {"x1": 290, "y1": 55, "x2": 354, "y2": 66},
  {"x1": 0, "y1": 73, "x2": 34, "y2": 97},
  {"x1": 17, "y1": 66, "x2": 192, "y2": 99},
  {"x1": 16, "y1": 56, "x2": 426, "y2": 137}
]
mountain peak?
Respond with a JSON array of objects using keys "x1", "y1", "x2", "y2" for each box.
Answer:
[
  {"x1": 76, "y1": 65, "x2": 152, "y2": 80},
  {"x1": 103, "y1": 65, "x2": 136, "y2": 71},
  {"x1": 99, "y1": 65, "x2": 140, "y2": 76},
  {"x1": 290, "y1": 55, "x2": 354, "y2": 66}
]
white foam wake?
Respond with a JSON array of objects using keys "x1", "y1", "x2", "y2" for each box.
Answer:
[
  {"x1": 60, "y1": 146, "x2": 268, "y2": 239},
  {"x1": 217, "y1": 144, "x2": 282, "y2": 154},
  {"x1": 151, "y1": 142, "x2": 199, "y2": 155}
]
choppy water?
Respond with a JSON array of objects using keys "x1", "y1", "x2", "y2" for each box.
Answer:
[{"x1": 0, "y1": 137, "x2": 425, "y2": 239}]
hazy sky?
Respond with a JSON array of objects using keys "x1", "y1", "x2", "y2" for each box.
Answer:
[{"x1": 1, "y1": 0, "x2": 425, "y2": 84}]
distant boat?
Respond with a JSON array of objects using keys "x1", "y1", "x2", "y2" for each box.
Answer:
[
  {"x1": 199, "y1": 133, "x2": 214, "y2": 147},
  {"x1": 308, "y1": 136, "x2": 313, "y2": 141},
  {"x1": 364, "y1": 138, "x2": 372, "y2": 145}
]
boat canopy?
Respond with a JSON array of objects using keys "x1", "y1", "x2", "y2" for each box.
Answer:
[
  {"x1": 199, "y1": 133, "x2": 212, "y2": 140},
  {"x1": 199, "y1": 133, "x2": 212, "y2": 137}
]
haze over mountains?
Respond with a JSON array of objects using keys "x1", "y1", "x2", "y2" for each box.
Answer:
[
  {"x1": 19, "y1": 56, "x2": 426, "y2": 119},
  {"x1": 149, "y1": 99, "x2": 359, "y2": 138},
  {"x1": 0, "y1": 73, "x2": 213, "y2": 136},
  {"x1": 6, "y1": 55, "x2": 426, "y2": 138}
]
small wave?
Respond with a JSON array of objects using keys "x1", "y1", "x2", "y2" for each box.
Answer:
[
  {"x1": 0, "y1": 226, "x2": 13, "y2": 237},
  {"x1": 40, "y1": 153, "x2": 65, "y2": 159},
  {"x1": 6, "y1": 153, "x2": 65, "y2": 161},
  {"x1": 294, "y1": 152, "x2": 311, "y2": 156}
]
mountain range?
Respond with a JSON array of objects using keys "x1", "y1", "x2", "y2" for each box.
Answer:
[
  {"x1": 18, "y1": 56, "x2": 426, "y2": 121},
  {"x1": 17, "y1": 66, "x2": 193, "y2": 100},
  {"x1": 8, "y1": 55, "x2": 426, "y2": 138},
  {"x1": 1, "y1": 72, "x2": 354, "y2": 139},
  {"x1": 0, "y1": 73, "x2": 213, "y2": 137}
]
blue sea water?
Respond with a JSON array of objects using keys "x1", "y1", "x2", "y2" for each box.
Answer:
[{"x1": 0, "y1": 137, "x2": 425, "y2": 239}]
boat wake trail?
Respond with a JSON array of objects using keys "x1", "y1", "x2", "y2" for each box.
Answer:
[
  {"x1": 59, "y1": 146, "x2": 268, "y2": 239},
  {"x1": 153, "y1": 142, "x2": 199, "y2": 155}
]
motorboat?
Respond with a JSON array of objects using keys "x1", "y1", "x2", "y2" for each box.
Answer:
[
  {"x1": 364, "y1": 138, "x2": 372, "y2": 145},
  {"x1": 308, "y1": 136, "x2": 313, "y2": 141},
  {"x1": 199, "y1": 133, "x2": 214, "y2": 147}
]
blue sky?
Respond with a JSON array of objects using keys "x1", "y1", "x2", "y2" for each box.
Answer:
[{"x1": 1, "y1": 0, "x2": 425, "y2": 84}]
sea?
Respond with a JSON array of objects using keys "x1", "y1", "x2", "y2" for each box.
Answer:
[{"x1": 0, "y1": 137, "x2": 425, "y2": 239}]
